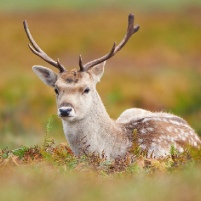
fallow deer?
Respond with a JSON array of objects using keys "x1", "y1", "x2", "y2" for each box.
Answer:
[{"x1": 23, "y1": 14, "x2": 201, "y2": 160}]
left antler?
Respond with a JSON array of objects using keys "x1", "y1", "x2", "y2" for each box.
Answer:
[{"x1": 23, "y1": 20, "x2": 66, "y2": 73}]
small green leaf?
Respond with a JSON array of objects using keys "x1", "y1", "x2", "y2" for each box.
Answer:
[{"x1": 12, "y1": 146, "x2": 28, "y2": 159}]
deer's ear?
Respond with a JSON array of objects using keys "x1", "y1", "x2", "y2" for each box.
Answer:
[
  {"x1": 89, "y1": 61, "x2": 106, "y2": 83},
  {"x1": 32, "y1": 66, "x2": 57, "y2": 87}
]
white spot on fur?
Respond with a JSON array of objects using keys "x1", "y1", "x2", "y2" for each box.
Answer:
[
  {"x1": 145, "y1": 122, "x2": 149, "y2": 126},
  {"x1": 180, "y1": 129, "x2": 187, "y2": 137},
  {"x1": 155, "y1": 117, "x2": 162, "y2": 121},
  {"x1": 182, "y1": 124, "x2": 192, "y2": 129},
  {"x1": 138, "y1": 139, "x2": 143, "y2": 143},
  {"x1": 166, "y1": 135, "x2": 175, "y2": 142},
  {"x1": 177, "y1": 133, "x2": 182, "y2": 139},
  {"x1": 190, "y1": 131, "x2": 194, "y2": 136},
  {"x1": 140, "y1": 128, "x2": 147, "y2": 134},
  {"x1": 140, "y1": 144, "x2": 147, "y2": 149},
  {"x1": 157, "y1": 139, "x2": 162, "y2": 143},
  {"x1": 166, "y1": 126, "x2": 173, "y2": 133},
  {"x1": 147, "y1": 127, "x2": 154, "y2": 132},
  {"x1": 176, "y1": 146, "x2": 184, "y2": 152},
  {"x1": 182, "y1": 136, "x2": 186, "y2": 141},
  {"x1": 169, "y1": 120, "x2": 180, "y2": 126},
  {"x1": 151, "y1": 142, "x2": 156, "y2": 148},
  {"x1": 142, "y1": 118, "x2": 150, "y2": 123},
  {"x1": 162, "y1": 118, "x2": 169, "y2": 123},
  {"x1": 195, "y1": 135, "x2": 200, "y2": 141}
]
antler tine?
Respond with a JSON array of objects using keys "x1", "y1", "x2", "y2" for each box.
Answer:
[
  {"x1": 114, "y1": 14, "x2": 139, "y2": 53},
  {"x1": 79, "y1": 55, "x2": 85, "y2": 72},
  {"x1": 80, "y1": 13, "x2": 140, "y2": 72},
  {"x1": 23, "y1": 20, "x2": 66, "y2": 73},
  {"x1": 79, "y1": 42, "x2": 116, "y2": 72}
]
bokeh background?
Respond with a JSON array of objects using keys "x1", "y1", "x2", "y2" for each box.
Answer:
[{"x1": 1, "y1": 0, "x2": 201, "y2": 149}]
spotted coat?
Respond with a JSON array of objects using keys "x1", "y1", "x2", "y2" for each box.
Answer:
[{"x1": 124, "y1": 115, "x2": 201, "y2": 158}]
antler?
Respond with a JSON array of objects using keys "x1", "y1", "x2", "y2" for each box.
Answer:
[
  {"x1": 79, "y1": 13, "x2": 140, "y2": 72},
  {"x1": 23, "y1": 20, "x2": 66, "y2": 73}
]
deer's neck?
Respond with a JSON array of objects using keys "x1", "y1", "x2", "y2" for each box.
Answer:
[{"x1": 62, "y1": 92, "x2": 130, "y2": 160}]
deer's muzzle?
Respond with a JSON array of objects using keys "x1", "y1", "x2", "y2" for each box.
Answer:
[
  {"x1": 59, "y1": 107, "x2": 72, "y2": 117},
  {"x1": 58, "y1": 104, "x2": 75, "y2": 118}
]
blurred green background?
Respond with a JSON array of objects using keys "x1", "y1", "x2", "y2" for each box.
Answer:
[
  {"x1": 1, "y1": 1, "x2": 201, "y2": 201},
  {"x1": 0, "y1": 0, "x2": 201, "y2": 150}
]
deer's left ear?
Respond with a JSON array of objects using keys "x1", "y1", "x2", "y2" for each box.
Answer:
[
  {"x1": 32, "y1": 65, "x2": 57, "y2": 87},
  {"x1": 89, "y1": 61, "x2": 106, "y2": 83}
]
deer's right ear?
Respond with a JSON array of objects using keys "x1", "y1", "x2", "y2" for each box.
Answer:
[{"x1": 32, "y1": 66, "x2": 57, "y2": 87}]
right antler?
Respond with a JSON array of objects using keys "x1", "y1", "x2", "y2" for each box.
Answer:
[
  {"x1": 79, "y1": 13, "x2": 140, "y2": 72},
  {"x1": 23, "y1": 20, "x2": 66, "y2": 73}
]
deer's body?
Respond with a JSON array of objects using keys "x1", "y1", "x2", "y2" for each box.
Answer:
[
  {"x1": 52, "y1": 68, "x2": 131, "y2": 159},
  {"x1": 24, "y1": 14, "x2": 201, "y2": 160}
]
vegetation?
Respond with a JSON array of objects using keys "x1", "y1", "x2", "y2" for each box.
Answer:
[
  {"x1": 1, "y1": 130, "x2": 201, "y2": 201},
  {"x1": 1, "y1": 1, "x2": 201, "y2": 200}
]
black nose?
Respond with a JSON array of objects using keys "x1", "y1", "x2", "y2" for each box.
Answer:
[{"x1": 59, "y1": 108, "x2": 72, "y2": 117}]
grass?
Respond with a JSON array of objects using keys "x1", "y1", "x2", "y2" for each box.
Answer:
[
  {"x1": 1, "y1": 134, "x2": 201, "y2": 201},
  {"x1": 1, "y1": 167, "x2": 201, "y2": 201},
  {"x1": 1, "y1": 4, "x2": 201, "y2": 201}
]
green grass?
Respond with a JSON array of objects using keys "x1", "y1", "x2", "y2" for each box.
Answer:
[
  {"x1": 0, "y1": 166, "x2": 201, "y2": 201},
  {"x1": 1, "y1": 137, "x2": 201, "y2": 201}
]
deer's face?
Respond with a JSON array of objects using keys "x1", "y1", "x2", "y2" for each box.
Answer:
[
  {"x1": 32, "y1": 63, "x2": 105, "y2": 122},
  {"x1": 55, "y1": 71, "x2": 95, "y2": 122}
]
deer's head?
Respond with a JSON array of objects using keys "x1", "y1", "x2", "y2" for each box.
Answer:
[
  {"x1": 31, "y1": 63, "x2": 105, "y2": 122},
  {"x1": 23, "y1": 14, "x2": 139, "y2": 122}
]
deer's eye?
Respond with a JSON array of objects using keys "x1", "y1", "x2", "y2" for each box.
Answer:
[
  {"x1": 54, "y1": 88, "x2": 59, "y2": 95},
  {"x1": 83, "y1": 87, "x2": 90, "y2": 94}
]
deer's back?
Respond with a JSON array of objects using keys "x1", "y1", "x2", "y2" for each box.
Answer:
[{"x1": 117, "y1": 109, "x2": 201, "y2": 158}]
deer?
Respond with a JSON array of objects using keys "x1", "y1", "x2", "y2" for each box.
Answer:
[{"x1": 23, "y1": 14, "x2": 201, "y2": 161}]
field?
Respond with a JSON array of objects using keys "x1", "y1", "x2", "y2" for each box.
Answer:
[{"x1": 0, "y1": 1, "x2": 201, "y2": 200}]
